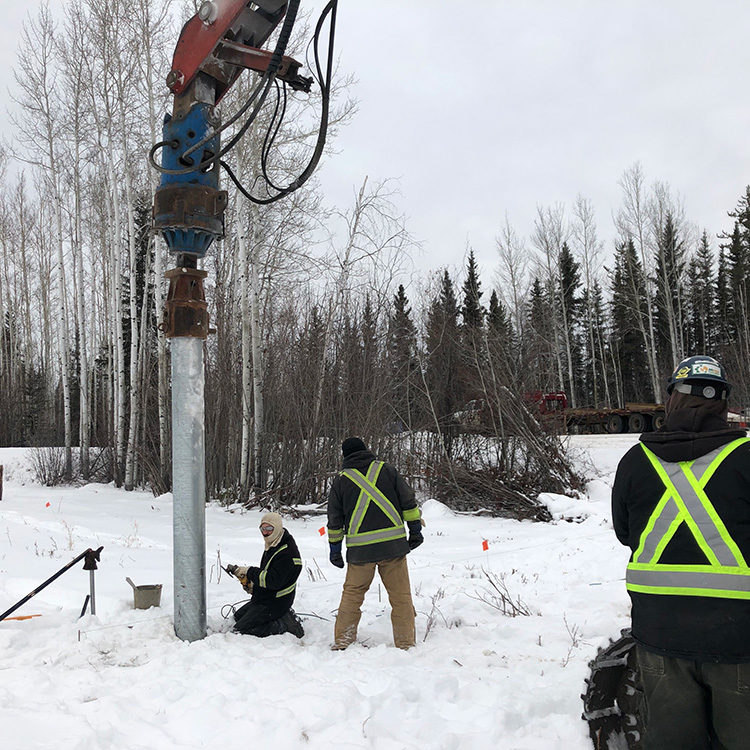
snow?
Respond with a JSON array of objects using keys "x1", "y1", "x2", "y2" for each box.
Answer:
[{"x1": 0, "y1": 435, "x2": 641, "y2": 749}]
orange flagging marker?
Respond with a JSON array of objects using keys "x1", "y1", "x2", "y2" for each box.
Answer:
[
  {"x1": 482, "y1": 540, "x2": 489, "y2": 551},
  {"x1": 3, "y1": 614, "x2": 42, "y2": 621}
]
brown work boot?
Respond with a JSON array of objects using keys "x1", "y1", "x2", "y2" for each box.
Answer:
[{"x1": 331, "y1": 623, "x2": 357, "y2": 650}]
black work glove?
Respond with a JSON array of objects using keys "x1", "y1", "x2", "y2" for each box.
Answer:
[
  {"x1": 329, "y1": 542, "x2": 344, "y2": 568},
  {"x1": 407, "y1": 520, "x2": 423, "y2": 550}
]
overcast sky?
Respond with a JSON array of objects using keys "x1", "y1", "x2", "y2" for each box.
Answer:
[{"x1": 2, "y1": 0, "x2": 750, "y2": 283}]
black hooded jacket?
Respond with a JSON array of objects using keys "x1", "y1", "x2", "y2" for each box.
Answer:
[
  {"x1": 327, "y1": 448, "x2": 417, "y2": 564},
  {"x1": 246, "y1": 529, "x2": 302, "y2": 617},
  {"x1": 612, "y1": 394, "x2": 750, "y2": 662}
]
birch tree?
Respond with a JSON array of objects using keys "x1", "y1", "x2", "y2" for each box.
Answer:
[
  {"x1": 12, "y1": 4, "x2": 73, "y2": 476},
  {"x1": 494, "y1": 215, "x2": 528, "y2": 357},
  {"x1": 615, "y1": 163, "x2": 660, "y2": 399},
  {"x1": 532, "y1": 204, "x2": 570, "y2": 403},
  {"x1": 571, "y1": 194, "x2": 607, "y2": 406}
]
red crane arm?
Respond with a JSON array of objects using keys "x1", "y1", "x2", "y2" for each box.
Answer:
[{"x1": 168, "y1": 0, "x2": 310, "y2": 103}]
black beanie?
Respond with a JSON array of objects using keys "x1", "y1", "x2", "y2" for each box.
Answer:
[{"x1": 342, "y1": 437, "x2": 367, "y2": 457}]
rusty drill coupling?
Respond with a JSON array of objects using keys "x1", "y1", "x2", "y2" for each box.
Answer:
[{"x1": 163, "y1": 267, "x2": 210, "y2": 339}]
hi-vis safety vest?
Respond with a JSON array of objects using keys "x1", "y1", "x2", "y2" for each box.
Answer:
[
  {"x1": 258, "y1": 544, "x2": 302, "y2": 598},
  {"x1": 333, "y1": 461, "x2": 420, "y2": 548},
  {"x1": 627, "y1": 437, "x2": 750, "y2": 600}
]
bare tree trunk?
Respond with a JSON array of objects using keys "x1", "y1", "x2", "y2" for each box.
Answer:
[
  {"x1": 572, "y1": 195, "x2": 604, "y2": 406},
  {"x1": 109, "y1": 161, "x2": 127, "y2": 484},
  {"x1": 533, "y1": 205, "x2": 569, "y2": 402},
  {"x1": 12, "y1": 7, "x2": 73, "y2": 471},
  {"x1": 495, "y1": 216, "x2": 528, "y2": 357},
  {"x1": 135, "y1": 0, "x2": 171, "y2": 487},
  {"x1": 310, "y1": 180, "x2": 369, "y2": 438},
  {"x1": 617, "y1": 163, "x2": 661, "y2": 398},
  {"x1": 249, "y1": 202, "x2": 266, "y2": 495},
  {"x1": 239, "y1": 215, "x2": 252, "y2": 494}
]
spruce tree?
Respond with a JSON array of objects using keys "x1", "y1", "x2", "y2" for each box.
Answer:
[
  {"x1": 557, "y1": 242, "x2": 582, "y2": 405},
  {"x1": 696, "y1": 231, "x2": 715, "y2": 352},
  {"x1": 487, "y1": 289, "x2": 515, "y2": 384},
  {"x1": 460, "y1": 250, "x2": 486, "y2": 402},
  {"x1": 685, "y1": 232, "x2": 715, "y2": 355},
  {"x1": 460, "y1": 250, "x2": 484, "y2": 330},
  {"x1": 425, "y1": 270, "x2": 461, "y2": 451},
  {"x1": 387, "y1": 284, "x2": 420, "y2": 431},
  {"x1": 580, "y1": 282, "x2": 608, "y2": 406},
  {"x1": 725, "y1": 222, "x2": 749, "y2": 339},
  {"x1": 720, "y1": 188, "x2": 750, "y2": 400},
  {"x1": 487, "y1": 291, "x2": 514, "y2": 354},
  {"x1": 609, "y1": 240, "x2": 650, "y2": 403},
  {"x1": 653, "y1": 211, "x2": 687, "y2": 370},
  {"x1": 715, "y1": 245, "x2": 731, "y2": 348},
  {"x1": 524, "y1": 277, "x2": 557, "y2": 393}
]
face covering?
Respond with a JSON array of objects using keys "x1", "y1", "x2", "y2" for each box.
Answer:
[{"x1": 260, "y1": 511, "x2": 284, "y2": 550}]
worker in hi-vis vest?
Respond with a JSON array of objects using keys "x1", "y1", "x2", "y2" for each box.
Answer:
[
  {"x1": 612, "y1": 355, "x2": 750, "y2": 749},
  {"x1": 327, "y1": 437, "x2": 423, "y2": 650}
]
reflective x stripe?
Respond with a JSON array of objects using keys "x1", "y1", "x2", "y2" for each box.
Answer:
[
  {"x1": 259, "y1": 544, "x2": 287, "y2": 588},
  {"x1": 627, "y1": 438, "x2": 750, "y2": 598},
  {"x1": 345, "y1": 462, "x2": 402, "y2": 532},
  {"x1": 341, "y1": 462, "x2": 406, "y2": 547}
]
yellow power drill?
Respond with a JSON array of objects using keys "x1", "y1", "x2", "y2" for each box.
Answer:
[{"x1": 224, "y1": 564, "x2": 253, "y2": 594}]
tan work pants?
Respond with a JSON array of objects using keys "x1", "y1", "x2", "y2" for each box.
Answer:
[{"x1": 334, "y1": 556, "x2": 416, "y2": 650}]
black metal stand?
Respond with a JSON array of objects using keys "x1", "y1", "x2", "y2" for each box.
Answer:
[{"x1": 0, "y1": 546, "x2": 104, "y2": 623}]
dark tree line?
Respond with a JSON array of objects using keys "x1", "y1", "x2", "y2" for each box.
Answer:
[{"x1": 1, "y1": 0, "x2": 747, "y2": 517}]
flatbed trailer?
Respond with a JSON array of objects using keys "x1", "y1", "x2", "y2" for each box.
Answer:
[
  {"x1": 532, "y1": 392, "x2": 666, "y2": 434},
  {"x1": 562, "y1": 402, "x2": 665, "y2": 434}
]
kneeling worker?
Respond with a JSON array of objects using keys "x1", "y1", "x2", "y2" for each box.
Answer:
[{"x1": 226, "y1": 512, "x2": 304, "y2": 638}]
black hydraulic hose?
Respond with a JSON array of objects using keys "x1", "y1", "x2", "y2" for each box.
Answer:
[
  {"x1": 0, "y1": 546, "x2": 104, "y2": 623},
  {"x1": 150, "y1": 0, "x2": 302, "y2": 177},
  {"x1": 260, "y1": 81, "x2": 289, "y2": 192},
  {"x1": 223, "y1": 0, "x2": 338, "y2": 205}
]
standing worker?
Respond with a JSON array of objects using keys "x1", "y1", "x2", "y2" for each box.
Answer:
[
  {"x1": 327, "y1": 437, "x2": 423, "y2": 650},
  {"x1": 226, "y1": 512, "x2": 304, "y2": 638},
  {"x1": 612, "y1": 355, "x2": 750, "y2": 749}
]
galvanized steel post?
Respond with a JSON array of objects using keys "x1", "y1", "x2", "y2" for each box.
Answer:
[
  {"x1": 153, "y1": 74, "x2": 224, "y2": 642},
  {"x1": 171, "y1": 337, "x2": 207, "y2": 641}
]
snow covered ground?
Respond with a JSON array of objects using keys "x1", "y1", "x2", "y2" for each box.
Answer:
[{"x1": 0, "y1": 435, "x2": 639, "y2": 750}]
